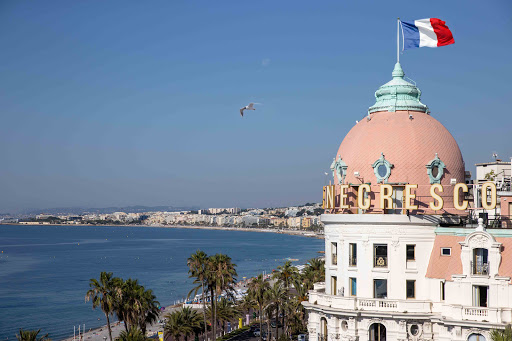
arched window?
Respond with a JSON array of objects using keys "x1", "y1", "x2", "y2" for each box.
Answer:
[
  {"x1": 369, "y1": 323, "x2": 386, "y2": 341},
  {"x1": 320, "y1": 317, "x2": 328, "y2": 341},
  {"x1": 468, "y1": 333, "x2": 486, "y2": 341}
]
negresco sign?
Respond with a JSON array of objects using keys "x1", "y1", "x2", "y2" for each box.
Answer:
[{"x1": 322, "y1": 182, "x2": 497, "y2": 211}]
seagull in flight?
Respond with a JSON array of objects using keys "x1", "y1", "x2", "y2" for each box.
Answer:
[{"x1": 240, "y1": 103, "x2": 256, "y2": 117}]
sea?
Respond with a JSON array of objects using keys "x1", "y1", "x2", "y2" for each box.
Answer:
[{"x1": 0, "y1": 225, "x2": 323, "y2": 340}]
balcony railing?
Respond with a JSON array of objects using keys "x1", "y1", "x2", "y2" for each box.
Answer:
[
  {"x1": 374, "y1": 256, "x2": 388, "y2": 268},
  {"x1": 307, "y1": 290, "x2": 512, "y2": 324},
  {"x1": 318, "y1": 334, "x2": 327, "y2": 341},
  {"x1": 471, "y1": 261, "x2": 489, "y2": 275}
]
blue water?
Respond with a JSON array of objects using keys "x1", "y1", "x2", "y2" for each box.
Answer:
[{"x1": 0, "y1": 225, "x2": 323, "y2": 340}]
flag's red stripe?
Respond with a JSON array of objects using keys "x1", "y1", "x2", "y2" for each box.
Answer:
[{"x1": 430, "y1": 18, "x2": 455, "y2": 47}]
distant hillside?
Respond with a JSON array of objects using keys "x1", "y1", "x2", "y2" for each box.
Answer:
[{"x1": 9, "y1": 205, "x2": 199, "y2": 217}]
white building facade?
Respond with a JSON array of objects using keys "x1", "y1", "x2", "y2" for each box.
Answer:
[{"x1": 303, "y1": 63, "x2": 512, "y2": 341}]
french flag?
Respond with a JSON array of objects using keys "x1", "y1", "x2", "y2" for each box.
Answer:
[{"x1": 401, "y1": 18, "x2": 454, "y2": 50}]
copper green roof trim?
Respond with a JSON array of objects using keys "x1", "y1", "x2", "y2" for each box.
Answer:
[{"x1": 368, "y1": 63, "x2": 429, "y2": 114}]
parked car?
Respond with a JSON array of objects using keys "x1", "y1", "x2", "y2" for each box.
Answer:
[{"x1": 253, "y1": 329, "x2": 261, "y2": 337}]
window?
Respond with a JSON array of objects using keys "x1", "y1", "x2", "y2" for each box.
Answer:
[
  {"x1": 369, "y1": 323, "x2": 386, "y2": 341},
  {"x1": 472, "y1": 248, "x2": 489, "y2": 275},
  {"x1": 331, "y1": 276, "x2": 337, "y2": 295},
  {"x1": 441, "y1": 247, "x2": 451, "y2": 256},
  {"x1": 374, "y1": 279, "x2": 387, "y2": 299},
  {"x1": 374, "y1": 244, "x2": 388, "y2": 268},
  {"x1": 410, "y1": 325, "x2": 420, "y2": 336},
  {"x1": 349, "y1": 243, "x2": 357, "y2": 266},
  {"x1": 426, "y1": 153, "x2": 446, "y2": 184},
  {"x1": 406, "y1": 280, "x2": 416, "y2": 299},
  {"x1": 473, "y1": 285, "x2": 488, "y2": 307},
  {"x1": 468, "y1": 334, "x2": 487, "y2": 341},
  {"x1": 372, "y1": 153, "x2": 393, "y2": 183},
  {"x1": 331, "y1": 242, "x2": 338, "y2": 265},
  {"x1": 440, "y1": 281, "x2": 445, "y2": 301},
  {"x1": 350, "y1": 277, "x2": 357, "y2": 296},
  {"x1": 406, "y1": 244, "x2": 415, "y2": 261}
]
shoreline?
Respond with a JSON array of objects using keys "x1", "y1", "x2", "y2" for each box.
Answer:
[{"x1": 2, "y1": 222, "x2": 324, "y2": 239}]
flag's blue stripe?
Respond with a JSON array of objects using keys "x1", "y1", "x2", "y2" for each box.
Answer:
[{"x1": 401, "y1": 21, "x2": 420, "y2": 50}]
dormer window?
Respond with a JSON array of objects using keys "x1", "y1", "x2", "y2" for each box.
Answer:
[
  {"x1": 426, "y1": 153, "x2": 446, "y2": 184},
  {"x1": 472, "y1": 248, "x2": 489, "y2": 275},
  {"x1": 330, "y1": 157, "x2": 348, "y2": 184},
  {"x1": 372, "y1": 153, "x2": 393, "y2": 183}
]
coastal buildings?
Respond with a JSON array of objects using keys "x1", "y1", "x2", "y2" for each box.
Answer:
[{"x1": 303, "y1": 63, "x2": 512, "y2": 340}]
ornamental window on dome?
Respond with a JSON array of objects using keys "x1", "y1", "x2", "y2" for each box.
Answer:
[
  {"x1": 426, "y1": 153, "x2": 446, "y2": 184},
  {"x1": 372, "y1": 153, "x2": 394, "y2": 183},
  {"x1": 330, "y1": 157, "x2": 348, "y2": 184}
]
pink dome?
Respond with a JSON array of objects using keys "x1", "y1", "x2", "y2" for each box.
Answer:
[{"x1": 335, "y1": 110, "x2": 465, "y2": 214}]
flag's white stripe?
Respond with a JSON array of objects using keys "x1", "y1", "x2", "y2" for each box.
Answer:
[{"x1": 415, "y1": 19, "x2": 438, "y2": 48}]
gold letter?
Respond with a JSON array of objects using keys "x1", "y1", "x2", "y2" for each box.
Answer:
[
  {"x1": 340, "y1": 185, "x2": 349, "y2": 209},
  {"x1": 453, "y1": 183, "x2": 468, "y2": 210},
  {"x1": 405, "y1": 184, "x2": 418, "y2": 210},
  {"x1": 481, "y1": 182, "x2": 497, "y2": 210},
  {"x1": 380, "y1": 184, "x2": 393, "y2": 210},
  {"x1": 429, "y1": 184, "x2": 444, "y2": 210},
  {"x1": 322, "y1": 186, "x2": 326, "y2": 209},
  {"x1": 326, "y1": 185, "x2": 335, "y2": 209},
  {"x1": 358, "y1": 184, "x2": 371, "y2": 210}
]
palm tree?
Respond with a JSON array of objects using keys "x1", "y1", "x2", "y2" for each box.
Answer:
[
  {"x1": 115, "y1": 326, "x2": 147, "y2": 341},
  {"x1": 265, "y1": 282, "x2": 286, "y2": 340},
  {"x1": 15, "y1": 329, "x2": 50, "y2": 341},
  {"x1": 214, "y1": 298, "x2": 239, "y2": 335},
  {"x1": 164, "y1": 309, "x2": 185, "y2": 341},
  {"x1": 207, "y1": 253, "x2": 238, "y2": 340},
  {"x1": 187, "y1": 250, "x2": 210, "y2": 341},
  {"x1": 118, "y1": 278, "x2": 144, "y2": 331},
  {"x1": 164, "y1": 307, "x2": 203, "y2": 341},
  {"x1": 85, "y1": 272, "x2": 121, "y2": 341},
  {"x1": 248, "y1": 274, "x2": 270, "y2": 341},
  {"x1": 272, "y1": 261, "x2": 298, "y2": 337},
  {"x1": 302, "y1": 258, "x2": 324, "y2": 290},
  {"x1": 491, "y1": 325, "x2": 512, "y2": 341},
  {"x1": 137, "y1": 288, "x2": 160, "y2": 335},
  {"x1": 273, "y1": 261, "x2": 299, "y2": 293}
]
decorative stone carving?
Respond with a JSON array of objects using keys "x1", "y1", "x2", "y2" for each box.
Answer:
[
  {"x1": 468, "y1": 234, "x2": 489, "y2": 248},
  {"x1": 392, "y1": 240, "x2": 400, "y2": 251}
]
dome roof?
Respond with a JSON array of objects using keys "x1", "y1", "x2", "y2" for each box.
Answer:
[
  {"x1": 333, "y1": 64, "x2": 465, "y2": 214},
  {"x1": 336, "y1": 110, "x2": 465, "y2": 187}
]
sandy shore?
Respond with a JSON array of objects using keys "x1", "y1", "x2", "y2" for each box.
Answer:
[{"x1": 62, "y1": 306, "x2": 178, "y2": 341}]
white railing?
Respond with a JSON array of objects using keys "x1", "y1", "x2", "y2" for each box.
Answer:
[
  {"x1": 464, "y1": 307, "x2": 488, "y2": 317},
  {"x1": 308, "y1": 289, "x2": 512, "y2": 324},
  {"x1": 309, "y1": 292, "x2": 429, "y2": 313}
]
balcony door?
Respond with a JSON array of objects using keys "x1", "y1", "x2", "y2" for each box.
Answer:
[
  {"x1": 473, "y1": 248, "x2": 489, "y2": 275},
  {"x1": 473, "y1": 285, "x2": 488, "y2": 307}
]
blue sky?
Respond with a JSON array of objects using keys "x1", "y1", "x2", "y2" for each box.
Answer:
[{"x1": 0, "y1": 1, "x2": 511, "y2": 212}]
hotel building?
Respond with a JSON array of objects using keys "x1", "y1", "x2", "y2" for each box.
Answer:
[{"x1": 303, "y1": 63, "x2": 512, "y2": 341}]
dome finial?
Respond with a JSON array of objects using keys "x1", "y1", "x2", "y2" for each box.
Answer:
[
  {"x1": 368, "y1": 63, "x2": 428, "y2": 114},
  {"x1": 392, "y1": 62, "x2": 405, "y2": 79}
]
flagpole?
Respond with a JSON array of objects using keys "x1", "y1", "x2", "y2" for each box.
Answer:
[{"x1": 397, "y1": 17, "x2": 400, "y2": 63}]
